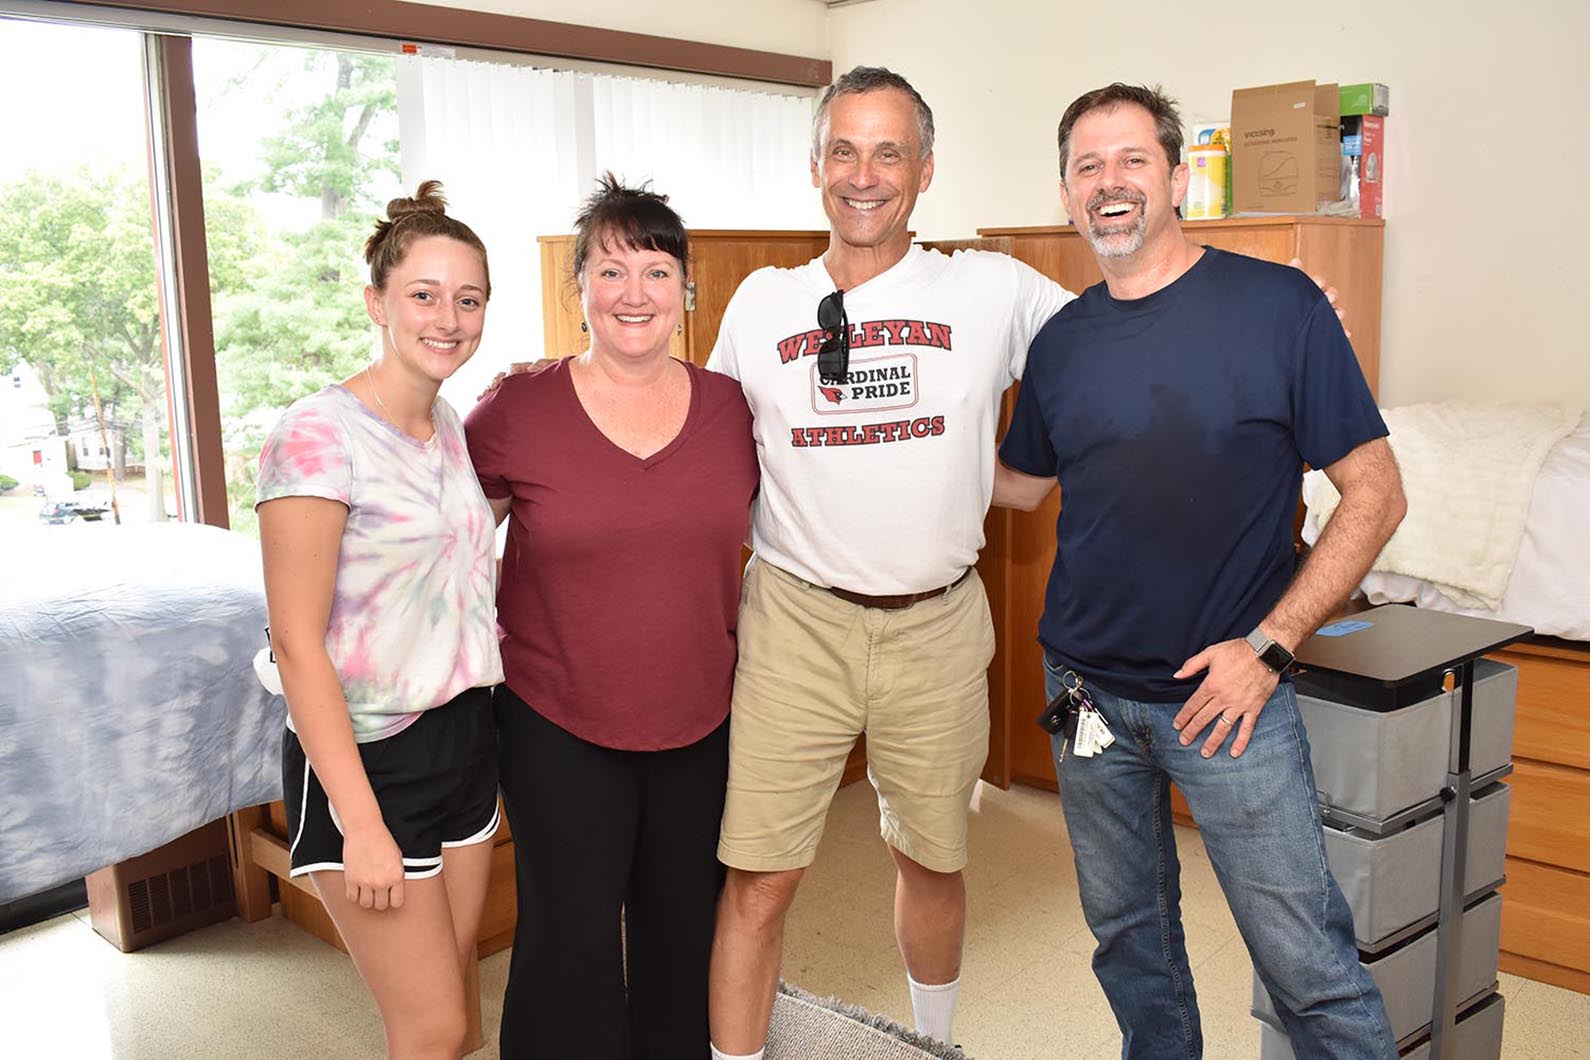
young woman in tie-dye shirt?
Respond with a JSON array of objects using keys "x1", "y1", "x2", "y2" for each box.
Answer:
[{"x1": 257, "y1": 181, "x2": 502, "y2": 1058}]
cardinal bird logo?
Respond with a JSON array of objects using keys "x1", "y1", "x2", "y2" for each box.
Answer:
[{"x1": 819, "y1": 386, "x2": 845, "y2": 404}]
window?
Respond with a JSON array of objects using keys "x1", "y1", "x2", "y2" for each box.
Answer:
[
  {"x1": 2, "y1": 5, "x2": 823, "y2": 539},
  {"x1": 192, "y1": 37, "x2": 403, "y2": 535},
  {"x1": 0, "y1": 17, "x2": 181, "y2": 528}
]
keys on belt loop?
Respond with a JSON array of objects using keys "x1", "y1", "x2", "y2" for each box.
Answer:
[
  {"x1": 1039, "y1": 670, "x2": 1086, "y2": 747},
  {"x1": 1041, "y1": 669, "x2": 1114, "y2": 761}
]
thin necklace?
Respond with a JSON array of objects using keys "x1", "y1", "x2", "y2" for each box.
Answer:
[{"x1": 364, "y1": 365, "x2": 388, "y2": 409}]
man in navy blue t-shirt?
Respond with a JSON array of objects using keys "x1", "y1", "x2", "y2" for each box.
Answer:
[{"x1": 996, "y1": 84, "x2": 1405, "y2": 1058}]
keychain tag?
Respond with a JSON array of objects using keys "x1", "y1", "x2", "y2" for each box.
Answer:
[
  {"x1": 1073, "y1": 709, "x2": 1098, "y2": 757},
  {"x1": 1085, "y1": 705, "x2": 1115, "y2": 751},
  {"x1": 1072, "y1": 704, "x2": 1114, "y2": 757}
]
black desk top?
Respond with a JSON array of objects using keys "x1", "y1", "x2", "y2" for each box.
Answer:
[{"x1": 1295, "y1": 605, "x2": 1533, "y2": 687}]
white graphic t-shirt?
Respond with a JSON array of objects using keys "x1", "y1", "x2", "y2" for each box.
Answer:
[
  {"x1": 708, "y1": 246, "x2": 1074, "y2": 595},
  {"x1": 256, "y1": 385, "x2": 503, "y2": 742}
]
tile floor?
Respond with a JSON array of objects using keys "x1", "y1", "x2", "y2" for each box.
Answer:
[{"x1": 2, "y1": 781, "x2": 1585, "y2": 1058}]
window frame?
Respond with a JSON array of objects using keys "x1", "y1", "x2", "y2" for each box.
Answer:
[{"x1": 5, "y1": 1, "x2": 828, "y2": 529}]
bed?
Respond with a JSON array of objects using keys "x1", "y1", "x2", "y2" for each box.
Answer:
[
  {"x1": 0, "y1": 521, "x2": 285, "y2": 905},
  {"x1": 1303, "y1": 403, "x2": 1590, "y2": 994},
  {"x1": 1303, "y1": 404, "x2": 1590, "y2": 640}
]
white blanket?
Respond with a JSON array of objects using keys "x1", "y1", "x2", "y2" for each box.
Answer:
[
  {"x1": 1351, "y1": 413, "x2": 1590, "y2": 640},
  {"x1": 1303, "y1": 402, "x2": 1581, "y2": 610}
]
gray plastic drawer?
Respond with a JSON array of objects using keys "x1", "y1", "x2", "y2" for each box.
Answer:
[
  {"x1": 1299, "y1": 688, "x2": 1451, "y2": 820},
  {"x1": 1252, "y1": 892, "x2": 1502, "y2": 1043},
  {"x1": 1298, "y1": 661, "x2": 1516, "y2": 821},
  {"x1": 1325, "y1": 784, "x2": 1511, "y2": 947},
  {"x1": 1259, "y1": 992, "x2": 1504, "y2": 1060},
  {"x1": 1466, "y1": 660, "x2": 1517, "y2": 779}
]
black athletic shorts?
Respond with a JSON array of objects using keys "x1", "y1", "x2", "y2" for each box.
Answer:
[{"x1": 283, "y1": 685, "x2": 499, "y2": 880}]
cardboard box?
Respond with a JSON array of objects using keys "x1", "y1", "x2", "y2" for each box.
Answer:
[
  {"x1": 1342, "y1": 113, "x2": 1385, "y2": 218},
  {"x1": 1339, "y1": 82, "x2": 1390, "y2": 116},
  {"x1": 1230, "y1": 81, "x2": 1342, "y2": 214}
]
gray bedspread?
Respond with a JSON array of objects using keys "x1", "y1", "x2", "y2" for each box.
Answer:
[{"x1": 0, "y1": 522, "x2": 285, "y2": 903}]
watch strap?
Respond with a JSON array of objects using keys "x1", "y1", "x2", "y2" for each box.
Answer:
[{"x1": 1245, "y1": 627, "x2": 1295, "y2": 672}]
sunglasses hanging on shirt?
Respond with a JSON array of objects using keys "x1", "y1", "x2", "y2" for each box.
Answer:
[{"x1": 817, "y1": 289, "x2": 850, "y2": 385}]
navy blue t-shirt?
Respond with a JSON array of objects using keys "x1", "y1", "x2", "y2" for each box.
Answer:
[{"x1": 999, "y1": 247, "x2": 1386, "y2": 703}]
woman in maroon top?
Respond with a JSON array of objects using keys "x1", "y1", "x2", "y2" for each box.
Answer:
[{"x1": 465, "y1": 175, "x2": 758, "y2": 1059}]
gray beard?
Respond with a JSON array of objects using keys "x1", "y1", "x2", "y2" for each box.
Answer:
[{"x1": 1086, "y1": 213, "x2": 1146, "y2": 258}]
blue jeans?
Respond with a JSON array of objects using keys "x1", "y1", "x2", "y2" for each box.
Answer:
[{"x1": 1044, "y1": 656, "x2": 1395, "y2": 1060}]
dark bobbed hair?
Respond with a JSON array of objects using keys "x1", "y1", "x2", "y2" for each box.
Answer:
[
  {"x1": 1056, "y1": 83, "x2": 1184, "y2": 180},
  {"x1": 571, "y1": 172, "x2": 689, "y2": 287},
  {"x1": 364, "y1": 180, "x2": 491, "y2": 298}
]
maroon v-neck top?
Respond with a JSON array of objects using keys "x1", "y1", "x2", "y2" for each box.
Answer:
[{"x1": 465, "y1": 358, "x2": 758, "y2": 750}]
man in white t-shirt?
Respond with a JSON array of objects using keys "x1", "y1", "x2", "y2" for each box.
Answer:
[{"x1": 706, "y1": 66, "x2": 1074, "y2": 1058}]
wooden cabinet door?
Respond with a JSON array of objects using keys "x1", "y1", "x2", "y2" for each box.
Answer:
[
  {"x1": 538, "y1": 236, "x2": 583, "y2": 359},
  {"x1": 680, "y1": 231, "x2": 830, "y2": 366}
]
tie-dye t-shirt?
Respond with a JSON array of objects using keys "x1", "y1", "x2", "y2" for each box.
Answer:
[{"x1": 256, "y1": 384, "x2": 503, "y2": 743}]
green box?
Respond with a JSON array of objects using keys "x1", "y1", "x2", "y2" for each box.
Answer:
[{"x1": 1339, "y1": 83, "x2": 1389, "y2": 117}]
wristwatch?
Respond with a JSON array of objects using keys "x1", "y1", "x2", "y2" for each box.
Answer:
[{"x1": 1245, "y1": 628, "x2": 1295, "y2": 674}]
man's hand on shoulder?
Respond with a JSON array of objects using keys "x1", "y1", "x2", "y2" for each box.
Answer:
[
  {"x1": 478, "y1": 357, "x2": 561, "y2": 400},
  {"x1": 1289, "y1": 257, "x2": 1351, "y2": 340},
  {"x1": 1171, "y1": 639, "x2": 1282, "y2": 758}
]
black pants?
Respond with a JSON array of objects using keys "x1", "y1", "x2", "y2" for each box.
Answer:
[{"x1": 495, "y1": 686, "x2": 729, "y2": 1060}]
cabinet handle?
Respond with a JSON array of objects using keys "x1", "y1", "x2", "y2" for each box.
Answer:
[{"x1": 685, "y1": 280, "x2": 696, "y2": 312}]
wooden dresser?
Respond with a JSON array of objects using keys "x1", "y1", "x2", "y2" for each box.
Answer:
[{"x1": 1486, "y1": 637, "x2": 1590, "y2": 993}]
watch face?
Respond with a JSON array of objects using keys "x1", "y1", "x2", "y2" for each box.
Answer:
[{"x1": 1247, "y1": 629, "x2": 1292, "y2": 672}]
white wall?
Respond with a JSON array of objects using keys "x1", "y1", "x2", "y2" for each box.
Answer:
[
  {"x1": 828, "y1": 0, "x2": 1590, "y2": 407},
  {"x1": 430, "y1": 0, "x2": 829, "y2": 58}
]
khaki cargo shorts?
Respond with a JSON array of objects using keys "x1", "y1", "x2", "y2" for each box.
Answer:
[{"x1": 718, "y1": 559, "x2": 993, "y2": 874}]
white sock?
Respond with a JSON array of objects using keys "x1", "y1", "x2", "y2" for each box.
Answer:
[
  {"x1": 710, "y1": 1045, "x2": 764, "y2": 1060},
  {"x1": 907, "y1": 972, "x2": 961, "y2": 1043}
]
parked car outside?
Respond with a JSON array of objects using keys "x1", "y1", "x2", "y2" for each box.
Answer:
[
  {"x1": 37, "y1": 500, "x2": 108, "y2": 524},
  {"x1": 38, "y1": 502, "x2": 78, "y2": 525}
]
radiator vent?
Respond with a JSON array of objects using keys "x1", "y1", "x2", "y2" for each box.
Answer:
[
  {"x1": 128, "y1": 878, "x2": 152, "y2": 933},
  {"x1": 120, "y1": 853, "x2": 235, "y2": 934}
]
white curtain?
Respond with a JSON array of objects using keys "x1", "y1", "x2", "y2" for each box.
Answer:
[
  {"x1": 397, "y1": 56, "x2": 821, "y2": 411},
  {"x1": 588, "y1": 76, "x2": 819, "y2": 229}
]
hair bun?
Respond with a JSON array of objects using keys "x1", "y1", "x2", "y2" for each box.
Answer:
[{"x1": 386, "y1": 179, "x2": 449, "y2": 221}]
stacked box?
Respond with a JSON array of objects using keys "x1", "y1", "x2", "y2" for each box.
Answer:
[
  {"x1": 1260, "y1": 993, "x2": 1504, "y2": 1060},
  {"x1": 1340, "y1": 82, "x2": 1391, "y2": 116},
  {"x1": 1295, "y1": 660, "x2": 1518, "y2": 819},
  {"x1": 1252, "y1": 892, "x2": 1502, "y2": 1044},
  {"x1": 1342, "y1": 114, "x2": 1386, "y2": 218},
  {"x1": 1325, "y1": 783, "x2": 1511, "y2": 948},
  {"x1": 1339, "y1": 83, "x2": 1388, "y2": 218},
  {"x1": 1230, "y1": 81, "x2": 1343, "y2": 213},
  {"x1": 1260, "y1": 634, "x2": 1518, "y2": 1060}
]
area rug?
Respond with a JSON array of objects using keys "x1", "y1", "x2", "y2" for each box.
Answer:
[{"x1": 767, "y1": 982, "x2": 972, "y2": 1059}]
